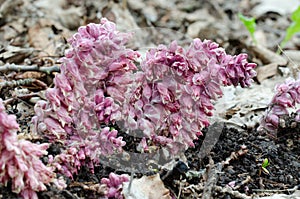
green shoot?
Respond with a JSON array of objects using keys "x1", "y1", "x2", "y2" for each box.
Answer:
[
  {"x1": 238, "y1": 13, "x2": 257, "y2": 44},
  {"x1": 278, "y1": 6, "x2": 300, "y2": 54},
  {"x1": 262, "y1": 158, "x2": 269, "y2": 168},
  {"x1": 260, "y1": 158, "x2": 270, "y2": 175}
]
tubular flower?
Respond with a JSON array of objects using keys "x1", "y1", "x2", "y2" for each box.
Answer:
[
  {"x1": 259, "y1": 76, "x2": 300, "y2": 134},
  {"x1": 32, "y1": 18, "x2": 256, "y2": 178},
  {"x1": 0, "y1": 99, "x2": 65, "y2": 199},
  {"x1": 32, "y1": 18, "x2": 139, "y2": 178},
  {"x1": 123, "y1": 39, "x2": 256, "y2": 154}
]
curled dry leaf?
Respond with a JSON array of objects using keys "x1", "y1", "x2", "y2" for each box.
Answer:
[
  {"x1": 0, "y1": 45, "x2": 34, "y2": 63},
  {"x1": 122, "y1": 174, "x2": 171, "y2": 199},
  {"x1": 0, "y1": 0, "x2": 23, "y2": 20},
  {"x1": 15, "y1": 71, "x2": 46, "y2": 80},
  {"x1": 252, "y1": 0, "x2": 300, "y2": 17}
]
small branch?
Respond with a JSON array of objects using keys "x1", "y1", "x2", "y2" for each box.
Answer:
[
  {"x1": 233, "y1": 176, "x2": 252, "y2": 190},
  {"x1": 252, "y1": 185, "x2": 299, "y2": 193},
  {"x1": 214, "y1": 186, "x2": 252, "y2": 199},
  {"x1": 0, "y1": 78, "x2": 48, "y2": 90},
  {"x1": 201, "y1": 156, "x2": 223, "y2": 199},
  {"x1": 3, "y1": 92, "x2": 44, "y2": 106},
  {"x1": 0, "y1": 63, "x2": 60, "y2": 74}
]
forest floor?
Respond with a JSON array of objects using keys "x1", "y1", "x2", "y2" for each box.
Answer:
[{"x1": 0, "y1": 0, "x2": 299, "y2": 198}]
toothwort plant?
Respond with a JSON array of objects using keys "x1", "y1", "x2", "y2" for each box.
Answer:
[
  {"x1": 259, "y1": 75, "x2": 300, "y2": 134},
  {"x1": 31, "y1": 18, "x2": 256, "y2": 197},
  {"x1": 0, "y1": 99, "x2": 65, "y2": 199},
  {"x1": 123, "y1": 38, "x2": 256, "y2": 154}
]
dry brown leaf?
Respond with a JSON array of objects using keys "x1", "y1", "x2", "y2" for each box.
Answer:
[
  {"x1": 256, "y1": 63, "x2": 279, "y2": 83},
  {"x1": 28, "y1": 24, "x2": 56, "y2": 56},
  {"x1": 185, "y1": 9, "x2": 212, "y2": 22},
  {"x1": 34, "y1": 0, "x2": 83, "y2": 30},
  {"x1": 248, "y1": 44, "x2": 287, "y2": 65},
  {"x1": 15, "y1": 71, "x2": 45, "y2": 79},
  {"x1": 57, "y1": 6, "x2": 83, "y2": 30},
  {"x1": 122, "y1": 174, "x2": 172, "y2": 199},
  {"x1": 28, "y1": 19, "x2": 71, "y2": 57},
  {"x1": 213, "y1": 76, "x2": 287, "y2": 129},
  {"x1": 100, "y1": 2, "x2": 139, "y2": 32},
  {"x1": 187, "y1": 20, "x2": 213, "y2": 38}
]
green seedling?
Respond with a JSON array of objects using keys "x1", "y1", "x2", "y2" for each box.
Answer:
[
  {"x1": 260, "y1": 158, "x2": 270, "y2": 175},
  {"x1": 238, "y1": 13, "x2": 257, "y2": 44},
  {"x1": 278, "y1": 6, "x2": 300, "y2": 53}
]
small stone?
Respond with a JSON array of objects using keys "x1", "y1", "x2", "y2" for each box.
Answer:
[
  {"x1": 278, "y1": 175, "x2": 285, "y2": 182},
  {"x1": 249, "y1": 135, "x2": 255, "y2": 141},
  {"x1": 291, "y1": 121, "x2": 297, "y2": 128},
  {"x1": 226, "y1": 166, "x2": 236, "y2": 175}
]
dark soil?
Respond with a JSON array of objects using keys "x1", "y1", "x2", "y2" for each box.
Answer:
[
  {"x1": 1, "y1": 117, "x2": 299, "y2": 199},
  {"x1": 184, "y1": 122, "x2": 300, "y2": 198}
]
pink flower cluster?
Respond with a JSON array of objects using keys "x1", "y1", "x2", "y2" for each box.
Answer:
[
  {"x1": 259, "y1": 76, "x2": 300, "y2": 133},
  {"x1": 100, "y1": 173, "x2": 129, "y2": 199},
  {"x1": 48, "y1": 146, "x2": 92, "y2": 179},
  {"x1": 123, "y1": 39, "x2": 256, "y2": 153},
  {"x1": 32, "y1": 18, "x2": 256, "y2": 182},
  {"x1": 32, "y1": 18, "x2": 136, "y2": 177},
  {"x1": 48, "y1": 127, "x2": 125, "y2": 179},
  {"x1": 0, "y1": 99, "x2": 65, "y2": 199}
]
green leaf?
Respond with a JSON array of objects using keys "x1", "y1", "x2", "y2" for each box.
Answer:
[
  {"x1": 292, "y1": 6, "x2": 300, "y2": 22},
  {"x1": 238, "y1": 13, "x2": 257, "y2": 44},
  {"x1": 279, "y1": 6, "x2": 300, "y2": 52},
  {"x1": 262, "y1": 158, "x2": 269, "y2": 168}
]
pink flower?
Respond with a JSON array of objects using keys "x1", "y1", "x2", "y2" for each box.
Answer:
[
  {"x1": 123, "y1": 37, "x2": 256, "y2": 154},
  {"x1": 31, "y1": 18, "x2": 257, "y2": 180},
  {"x1": 101, "y1": 173, "x2": 129, "y2": 199},
  {"x1": 259, "y1": 76, "x2": 300, "y2": 134},
  {"x1": 32, "y1": 18, "x2": 138, "y2": 179},
  {"x1": 0, "y1": 99, "x2": 65, "y2": 198}
]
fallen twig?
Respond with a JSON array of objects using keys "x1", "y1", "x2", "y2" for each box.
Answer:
[
  {"x1": 252, "y1": 185, "x2": 299, "y2": 194},
  {"x1": 201, "y1": 157, "x2": 223, "y2": 199},
  {"x1": 0, "y1": 63, "x2": 60, "y2": 74},
  {"x1": 224, "y1": 145, "x2": 248, "y2": 165},
  {"x1": 2, "y1": 92, "x2": 44, "y2": 106},
  {"x1": 0, "y1": 78, "x2": 48, "y2": 90},
  {"x1": 214, "y1": 186, "x2": 252, "y2": 199},
  {"x1": 233, "y1": 176, "x2": 252, "y2": 190}
]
